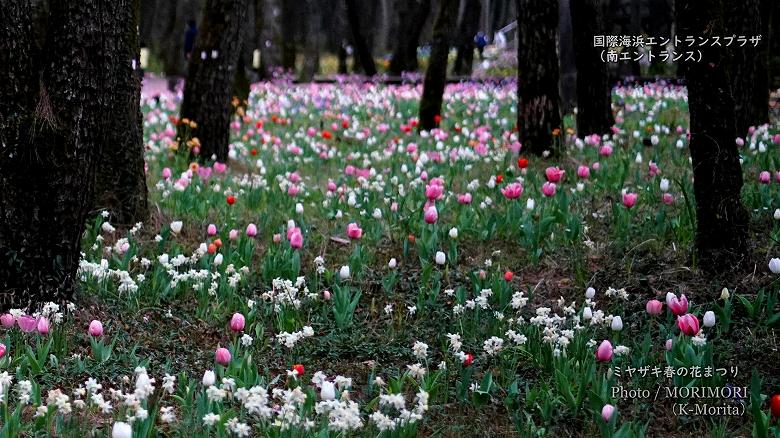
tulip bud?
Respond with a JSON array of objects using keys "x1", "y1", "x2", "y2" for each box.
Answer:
[
  {"x1": 435, "y1": 251, "x2": 446, "y2": 265},
  {"x1": 230, "y1": 313, "x2": 245, "y2": 332},
  {"x1": 339, "y1": 265, "x2": 351, "y2": 279},
  {"x1": 720, "y1": 288, "x2": 730, "y2": 300},
  {"x1": 703, "y1": 311, "x2": 716, "y2": 328},
  {"x1": 202, "y1": 370, "x2": 216, "y2": 386},
  {"x1": 321, "y1": 381, "x2": 336, "y2": 401},
  {"x1": 585, "y1": 287, "x2": 595, "y2": 299},
  {"x1": 0, "y1": 314, "x2": 14, "y2": 328},
  {"x1": 323, "y1": 290, "x2": 331, "y2": 300},
  {"x1": 0, "y1": 343, "x2": 6, "y2": 358},
  {"x1": 582, "y1": 307, "x2": 592, "y2": 320},
  {"x1": 601, "y1": 404, "x2": 615, "y2": 422},
  {"x1": 611, "y1": 316, "x2": 623, "y2": 331},
  {"x1": 595, "y1": 340, "x2": 613, "y2": 362},
  {"x1": 112, "y1": 421, "x2": 133, "y2": 438},
  {"x1": 37, "y1": 317, "x2": 50, "y2": 335},
  {"x1": 449, "y1": 227, "x2": 458, "y2": 239},
  {"x1": 665, "y1": 339, "x2": 673, "y2": 350},
  {"x1": 88, "y1": 320, "x2": 104, "y2": 337},
  {"x1": 388, "y1": 258, "x2": 397, "y2": 269},
  {"x1": 215, "y1": 347, "x2": 231, "y2": 366},
  {"x1": 769, "y1": 258, "x2": 780, "y2": 274}
]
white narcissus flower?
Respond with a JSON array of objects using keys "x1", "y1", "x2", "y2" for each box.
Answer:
[
  {"x1": 339, "y1": 265, "x2": 351, "y2": 279},
  {"x1": 170, "y1": 221, "x2": 183, "y2": 235},
  {"x1": 769, "y1": 258, "x2": 780, "y2": 274},
  {"x1": 112, "y1": 421, "x2": 132, "y2": 438},
  {"x1": 703, "y1": 311, "x2": 716, "y2": 328},
  {"x1": 435, "y1": 251, "x2": 446, "y2": 265}
]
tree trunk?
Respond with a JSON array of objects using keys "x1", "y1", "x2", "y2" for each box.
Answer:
[
  {"x1": 558, "y1": 0, "x2": 577, "y2": 113},
  {"x1": 725, "y1": 0, "x2": 769, "y2": 137},
  {"x1": 517, "y1": 0, "x2": 563, "y2": 155},
  {"x1": 280, "y1": 0, "x2": 297, "y2": 71},
  {"x1": 453, "y1": 0, "x2": 481, "y2": 76},
  {"x1": 345, "y1": 0, "x2": 378, "y2": 76},
  {"x1": 570, "y1": 0, "x2": 614, "y2": 136},
  {"x1": 677, "y1": 0, "x2": 750, "y2": 270},
  {"x1": 94, "y1": 0, "x2": 149, "y2": 226},
  {"x1": 419, "y1": 0, "x2": 458, "y2": 131},
  {"x1": 179, "y1": 0, "x2": 248, "y2": 163},
  {"x1": 389, "y1": 0, "x2": 432, "y2": 75},
  {"x1": 0, "y1": 0, "x2": 129, "y2": 308},
  {"x1": 299, "y1": 0, "x2": 322, "y2": 81}
]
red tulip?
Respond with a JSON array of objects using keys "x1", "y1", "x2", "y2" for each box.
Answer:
[
  {"x1": 677, "y1": 314, "x2": 700, "y2": 336},
  {"x1": 495, "y1": 174, "x2": 503, "y2": 184},
  {"x1": 517, "y1": 157, "x2": 529, "y2": 169},
  {"x1": 226, "y1": 195, "x2": 236, "y2": 205},
  {"x1": 770, "y1": 394, "x2": 780, "y2": 417},
  {"x1": 462, "y1": 353, "x2": 474, "y2": 366},
  {"x1": 292, "y1": 364, "x2": 305, "y2": 377},
  {"x1": 504, "y1": 271, "x2": 514, "y2": 281}
]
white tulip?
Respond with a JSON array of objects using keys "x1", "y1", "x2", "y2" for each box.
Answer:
[
  {"x1": 202, "y1": 370, "x2": 216, "y2": 386},
  {"x1": 774, "y1": 209, "x2": 780, "y2": 220},
  {"x1": 339, "y1": 265, "x2": 351, "y2": 279},
  {"x1": 388, "y1": 258, "x2": 397, "y2": 269},
  {"x1": 449, "y1": 228, "x2": 458, "y2": 239},
  {"x1": 435, "y1": 251, "x2": 446, "y2": 265},
  {"x1": 660, "y1": 178, "x2": 670, "y2": 192},
  {"x1": 295, "y1": 203, "x2": 304, "y2": 214},
  {"x1": 213, "y1": 253, "x2": 223, "y2": 266},
  {"x1": 373, "y1": 208, "x2": 382, "y2": 219},
  {"x1": 703, "y1": 311, "x2": 716, "y2": 328},
  {"x1": 769, "y1": 258, "x2": 780, "y2": 274},
  {"x1": 112, "y1": 422, "x2": 133, "y2": 438},
  {"x1": 611, "y1": 316, "x2": 623, "y2": 331},
  {"x1": 321, "y1": 381, "x2": 336, "y2": 401},
  {"x1": 585, "y1": 287, "x2": 596, "y2": 299},
  {"x1": 170, "y1": 221, "x2": 183, "y2": 235},
  {"x1": 582, "y1": 307, "x2": 592, "y2": 320},
  {"x1": 526, "y1": 198, "x2": 535, "y2": 210}
]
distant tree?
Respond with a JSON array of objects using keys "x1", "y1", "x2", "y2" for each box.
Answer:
[
  {"x1": 345, "y1": 0, "x2": 378, "y2": 76},
  {"x1": 300, "y1": 0, "x2": 323, "y2": 81},
  {"x1": 0, "y1": 0, "x2": 135, "y2": 308},
  {"x1": 179, "y1": 0, "x2": 248, "y2": 162},
  {"x1": 453, "y1": 0, "x2": 481, "y2": 76},
  {"x1": 725, "y1": 0, "x2": 769, "y2": 136},
  {"x1": 389, "y1": 0, "x2": 432, "y2": 75},
  {"x1": 570, "y1": 0, "x2": 614, "y2": 136},
  {"x1": 677, "y1": 0, "x2": 750, "y2": 270},
  {"x1": 280, "y1": 0, "x2": 297, "y2": 71},
  {"x1": 516, "y1": 0, "x2": 562, "y2": 155},
  {"x1": 94, "y1": 0, "x2": 149, "y2": 225},
  {"x1": 418, "y1": 0, "x2": 458, "y2": 131}
]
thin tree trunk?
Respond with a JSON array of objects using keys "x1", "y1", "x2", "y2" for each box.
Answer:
[
  {"x1": 94, "y1": 0, "x2": 149, "y2": 225},
  {"x1": 179, "y1": 0, "x2": 248, "y2": 163},
  {"x1": 571, "y1": 0, "x2": 614, "y2": 135},
  {"x1": 345, "y1": 0, "x2": 378, "y2": 76},
  {"x1": 517, "y1": 0, "x2": 563, "y2": 155},
  {"x1": 300, "y1": 0, "x2": 322, "y2": 81},
  {"x1": 453, "y1": 0, "x2": 481, "y2": 76},
  {"x1": 0, "y1": 0, "x2": 128, "y2": 308},
  {"x1": 419, "y1": 0, "x2": 458, "y2": 131},
  {"x1": 677, "y1": 0, "x2": 750, "y2": 270},
  {"x1": 280, "y1": 0, "x2": 297, "y2": 71},
  {"x1": 558, "y1": 0, "x2": 577, "y2": 113}
]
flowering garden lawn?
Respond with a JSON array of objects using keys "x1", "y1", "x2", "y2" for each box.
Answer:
[{"x1": 2, "y1": 80, "x2": 780, "y2": 437}]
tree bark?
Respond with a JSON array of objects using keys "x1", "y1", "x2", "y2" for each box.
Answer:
[
  {"x1": 94, "y1": 0, "x2": 149, "y2": 226},
  {"x1": 345, "y1": 0, "x2": 378, "y2": 76},
  {"x1": 419, "y1": 0, "x2": 458, "y2": 131},
  {"x1": 0, "y1": 0, "x2": 129, "y2": 308},
  {"x1": 677, "y1": 0, "x2": 750, "y2": 270},
  {"x1": 517, "y1": 0, "x2": 563, "y2": 155},
  {"x1": 179, "y1": 0, "x2": 248, "y2": 163},
  {"x1": 299, "y1": 0, "x2": 322, "y2": 81},
  {"x1": 570, "y1": 0, "x2": 614, "y2": 136},
  {"x1": 389, "y1": 0, "x2": 432, "y2": 75},
  {"x1": 453, "y1": 0, "x2": 481, "y2": 76},
  {"x1": 280, "y1": 0, "x2": 297, "y2": 71},
  {"x1": 558, "y1": 0, "x2": 577, "y2": 113},
  {"x1": 725, "y1": 0, "x2": 769, "y2": 137}
]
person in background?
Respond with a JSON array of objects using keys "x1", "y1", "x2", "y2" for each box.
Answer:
[
  {"x1": 474, "y1": 31, "x2": 488, "y2": 60},
  {"x1": 184, "y1": 19, "x2": 198, "y2": 60}
]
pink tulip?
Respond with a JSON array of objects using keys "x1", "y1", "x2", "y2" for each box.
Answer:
[
  {"x1": 287, "y1": 185, "x2": 299, "y2": 196},
  {"x1": 215, "y1": 347, "x2": 232, "y2": 365},
  {"x1": 501, "y1": 182, "x2": 524, "y2": 200},
  {"x1": 17, "y1": 316, "x2": 37, "y2": 333},
  {"x1": 425, "y1": 184, "x2": 444, "y2": 201},
  {"x1": 424, "y1": 206, "x2": 438, "y2": 224},
  {"x1": 323, "y1": 290, "x2": 332, "y2": 300},
  {"x1": 662, "y1": 193, "x2": 674, "y2": 205},
  {"x1": 541, "y1": 182, "x2": 557, "y2": 197},
  {"x1": 229, "y1": 229, "x2": 239, "y2": 240},
  {"x1": 327, "y1": 180, "x2": 337, "y2": 191},
  {"x1": 601, "y1": 404, "x2": 615, "y2": 422},
  {"x1": 230, "y1": 313, "x2": 245, "y2": 332},
  {"x1": 544, "y1": 167, "x2": 564, "y2": 183},
  {"x1": 645, "y1": 300, "x2": 663, "y2": 315},
  {"x1": 576, "y1": 165, "x2": 590, "y2": 179},
  {"x1": 667, "y1": 293, "x2": 688, "y2": 316},
  {"x1": 37, "y1": 317, "x2": 50, "y2": 335},
  {"x1": 595, "y1": 340, "x2": 613, "y2": 362},
  {"x1": 273, "y1": 233, "x2": 282, "y2": 243},
  {"x1": 776, "y1": 171, "x2": 780, "y2": 183},
  {"x1": 773, "y1": 134, "x2": 780, "y2": 145},
  {"x1": 88, "y1": 320, "x2": 104, "y2": 337},
  {"x1": 346, "y1": 223, "x2": 363, "y2": 240},
  {"x1": 391, "y1": 202, "x2": 398, "y2": 212},
  {"x1": 759, "y1": 171, "x2": 771, "y2": 184},
  {"x1": 599, "y1": 145, "x2": 613, "y2": 156},
  {"x1": 0, "y1": 343, "x2": 5, "y2": 358},
  {"x1": 677, "y1": 314, "x2": 700, "y2": 336},
  {"x1": 207, "y1": 224, "x2": 217, "y2": 236},
  {"x1": 0, "y1": 314, "x2": 14, "y2": 328},
  {"x1": 162, "y1": 167, "x2": 172, "y2": 179},
  {"x1": 289, "y1": 230, "x2": 303, "y2": 249},
  {"x1": 665, "y1": 339, "x2": 673, "y2": 350},
  {"x1": 622, "y1": 192, "x2": 638, "y2": 208},
  {"x1": 458, "y1": 193, "x2": 472, "y2": 204},
  {"x1": 648, "y1": 162, "x2": 659, "y2": 176},
  {"x1": 246, "y1": 223, "x2": 258, "y2": 237}
]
